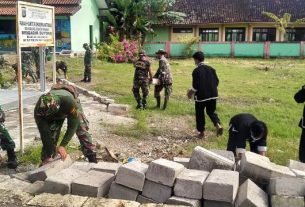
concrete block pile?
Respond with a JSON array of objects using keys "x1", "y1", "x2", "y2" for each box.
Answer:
[{"x1": 6, "y1": 146, "x2": 305, "y2": 207}]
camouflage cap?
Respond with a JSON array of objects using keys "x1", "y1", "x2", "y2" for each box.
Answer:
[
  {"x1": 155, "y1": 49, "x2": 167, "y2": 55},
  {"x1": 37, "y1": 93, "x2": 60, "y2": 116},
  {"x1": 83, "y1": 43, "x2": 89, "y2": 48}
]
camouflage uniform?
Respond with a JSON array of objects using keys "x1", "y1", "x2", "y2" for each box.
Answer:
[
  {"x1": 34, "y1": 85, "x2": 97, "y2": 162},
  {"x1": 12, "y1": 55, "x2": 38, "y2": 83},
  {"x1": 31, "y1": 48, "x2": 40, "y2": 78},
  {"x1": 154, "y1": 55, "x2": 173, "y2": 109},
  {"x1": 0, "y1": 106, "x2": 17, "y2": 169},
  {"x1": 132, "y1": 59, "x2": 152, "y2": 109},
  {"x1": 83, "y1": 44, "x2": 93, "y2": 82}
]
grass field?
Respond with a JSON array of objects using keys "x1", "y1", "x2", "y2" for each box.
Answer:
[{"x1": 50, "y1": 57, "x2": 305, "y2": 165}]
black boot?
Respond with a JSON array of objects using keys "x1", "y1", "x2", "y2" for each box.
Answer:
[
  {"x1": 7, "y1": 150, "x2": 17, "y2": 169},
  {"x1": 142, "y1": 98, "x2": 147, "y2": 109},
  {"x1": 163, "y1": 98, "x2": 169, "y2": 110},
  {"x1": 156, "y1": 97, "x2": 161, "y2": 108},
  {"x1": 87, "y1": 153, "x2": 97, "y2": 163},
  {"x1": 136, "y1": 99, "x2": 142, "y2": 109},
  {"x1": 87, "y1": 78, "x2": 91, "y2": 83}
]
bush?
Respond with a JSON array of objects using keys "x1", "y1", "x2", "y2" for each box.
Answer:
[{"x1": 96, "y1": 34, "x2": 139, "y2": 63}]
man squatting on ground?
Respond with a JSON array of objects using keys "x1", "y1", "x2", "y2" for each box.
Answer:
[
  {"x1": 187, "y1": 51, "x2": 223, "y2": 138},
  {"x1": 153, "y1": 49, "x2": 173, "y2": 110},
  {"x1": 81, "y1": 43, "x2": 93, "y2": 83},
  {"x1": 0, "y1": 106, "x2": 17, "y2": 169},
  {"x1": 295, "y1": 85, "x2": 305, "y2": 162},
  {"x1": 132, "y1": 50, "x2": 153, "y2": 109},
  {"x1": 227, "y1": 113, "x2": 268, "y2": 159},
  {"x1": 34, "y1": 84, "x2": 96, "y2": 165}
]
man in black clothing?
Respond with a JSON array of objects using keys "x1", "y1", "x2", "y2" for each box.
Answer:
[
  {"x1": 294, "y1": 85, "x2": 305, "y2": 162},
  {"x1": 227, "y1": 113, "x2": 268, "y2": 159},
  {"x1": 187, "y1": 51, "x2": 222, "y2": 138}
]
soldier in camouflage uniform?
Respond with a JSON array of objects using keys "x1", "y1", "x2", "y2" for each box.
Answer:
[
  {"x1": 153, "y1": 49, "x2": 173, "y2": 110},
  {"x1": 81, "y1": 43, "x2": 93, "y2": 83},
  {"x1": 31, "y1": 47, "x2": 40, "y2": 79},
  {"x1": 34, "y1": 84, "x2": 97, "y2": 165},
  {"x1": 0, "y1": 106, "x2": 17, "y2": 169},
  {"x1": 11, "y1": 52, "x2": 38, "y2": 83},
  {"x1": 132, "y1": 51, "x2": 152, "y2": 109}
]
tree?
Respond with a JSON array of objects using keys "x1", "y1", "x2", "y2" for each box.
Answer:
[{"x1": 262, "y1": 12, "x2": 305, "y2": 40}]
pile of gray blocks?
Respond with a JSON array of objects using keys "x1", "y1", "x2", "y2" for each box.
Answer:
[{"x1": 22, "y1": 146, "x2": 305, "y2": 207}]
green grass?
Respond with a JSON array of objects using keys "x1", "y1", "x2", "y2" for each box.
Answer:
[{"x1": 50, "y1": 57, "x2": 305, "y2": 165}]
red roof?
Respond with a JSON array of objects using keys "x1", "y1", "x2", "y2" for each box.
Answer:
[{"x1": 0, "y1": 0, "x2": 81, "y2": 15}]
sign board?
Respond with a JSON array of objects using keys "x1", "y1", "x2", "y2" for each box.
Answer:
[{"x1": 17, "y1": 1, "x2": 55, "y2": 47}]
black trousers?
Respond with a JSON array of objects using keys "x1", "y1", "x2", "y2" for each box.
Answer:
[
  {"x1": 299, "y1": 128, "x2": 305, "y2": 162},
  {"x1": 195, "y1": 99, "x2": 220, "y2": 133}
]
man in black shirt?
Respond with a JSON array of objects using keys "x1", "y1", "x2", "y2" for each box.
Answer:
[
  {"x1": 294, "y1": 85, "x2": 305, "y2": 162},
  {"x1": 227, "y1": 113, "x2": 268, "y2": 159},
  {"x1": 187, "y1": 51, "x2": 222, "y2": 138}
]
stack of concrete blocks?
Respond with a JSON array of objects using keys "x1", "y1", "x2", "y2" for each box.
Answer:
[
  {"x1": 288, "y1": 159, "x2": 305, "y2": 178},
  {"x1": 108, "y1": 161, "x2": 148, "y2": 201}
]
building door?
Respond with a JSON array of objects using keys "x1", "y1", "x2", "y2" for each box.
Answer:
[{"x1": 89, "y1": 25, "x2": 93, "y2": 49}]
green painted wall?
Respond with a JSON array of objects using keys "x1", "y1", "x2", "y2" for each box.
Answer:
[
  {"x1": 146, "y1": 27, "x2": 170, "y2": 42},
  {"x1": 202, "y1": 43, "x2": 231, "y2": 57},
  {"x1": 143, "y1": 43, "x2": 166, "y2": 56},
  {"x1": 70, "y1": 0, "x2": 100, "y2": 52},
  {"x1": 234, "y1": 43, "x2": 265, "y2": 57},
  {"x1": 270, "y1": 43, "x2": 300, "y2": 57}
]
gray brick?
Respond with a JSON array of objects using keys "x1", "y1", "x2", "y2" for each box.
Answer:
[
  {"x1": 268, "y1": 177, "x2": 305, "y2": 196},
  {"x1": 146, "y1": 158, "x2": 185, "y2": 187},
  {"x1": 108, "y1": 182, "x2": 139, "y2": 201},
  {"x1": 137, "y1": 195, "x2": 158, "y2": 204},
  {"x1": 28, "y1": 156, "x2": 73, "y2": 182},
  {"x1": 25, "y1": 181, "x2": 46, "y2": 195},
  {"x1": 91, "y1": 162, "x2": 122, "y2": 174},
  {"x1": 44, "y1": 168, "x2": 86, "y2": 194},
  {"x1": 173, "y1": 157, "x2": 190, "y2": 168},
  {"x1": 166, "y1": 196, "x2": 202, "y2": 207},
  {"x1": 270, "y1": 163, "x2": 296, "y2": 178},
  {"x1": 68, "y1": 161, "x2": 96, "y2": 172},
  {"x1": 0, "y1": 189, "x2": 33, "y2": 207},
  {"x1": 142, "y1": 180, "x2": 172, "y2": 203},
  {"x1": 115, "y1": 161, "x2": 148, "y2": 191},
  {"x1": 27, "y1": 193, "x2": 88, "y2": 207},
  {"x1": 210, "y1": 149, "x2": 235, "y2": 163},
  {"x1": 288, "y1": 159, "x2": 305, "y2": 171},
  {"x1": 0, "y1": 178, "x2": 31, "y2": 191},
  {"x1": 204, "y1": 200, "x2": 233, "y2": 207},
  {"x1": 203, "y1": 169, "x2": 239, "y2": 203},
  {"x1": 174, "y1": 169, "x2": 209, "y2": 199},
  {"x1": 71, "y1": 170, "x2": 114, "y2": 197},
  {"x1": 235, "y1": 179, "x2": 268, "y2": 207},
  {"x1": 83, "y1": 197, "x2": 140, "y2": 207},
  {"x1": 271, "y1": 195, "x2": 305, "y2": 207},
  {"x1": 189, "y1": 146, "x2": 234, "y2": 172},
  {"x1": 10, "y1": 172, "x2": 30, "y2": 182}
]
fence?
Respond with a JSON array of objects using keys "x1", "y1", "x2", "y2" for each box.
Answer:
[{"x1": 143, "y1": 41, "x2": 305, "y2": 58}]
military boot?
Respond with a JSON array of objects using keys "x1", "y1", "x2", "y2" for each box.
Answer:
[
  {"x1": 156, "y1": 97, "x2": 161, "y2": 109},
  {"x1": 162, "y1": 97, "x2": 169, "y2": 110},
  {"x1": 216, "y1": 123, "x2": 223, "y2": 136},
  {"x1": 142, "y1": 98, "x2": 147, "y2": 109},
  {"x1": 87, "y1": 153, "x2": 97, "y2": 163},
  {"x1": 136, "y1": 99, "x2": 142, "y2": 109},
  {"x1": 7, "y1": 150, "x2": 17, "y2": 169}
]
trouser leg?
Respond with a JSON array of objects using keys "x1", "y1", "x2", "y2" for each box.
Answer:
[
  {"x1": 141, "y1": 83, "x2": 149, "y2": 108},
  {"x1": 163, "y1": 84, "x2": 172, "y2": 110},
  {"x1": 299, "y1": 129, "x2": 305, "y2": 162},
  {"x1": 195, "y1": 102, "x2": 206, "y2": 133},
  {"x1": 132, "y1": 85, "x2": 142, "y2": 109},
  {"x1": 227, "y1": 130, "x2": 238, "y2": 156},
  {"x1": 0, "y1": 123, "x2": 15, "y2": 152},
  {"x1": 205, "y1": 99, "x2": 221, "y2": 126},
  {"x1": 154, "y1": 85, "x2": 163, "y2": 108}
]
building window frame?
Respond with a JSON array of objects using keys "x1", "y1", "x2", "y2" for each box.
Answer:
[
  {"x1": 199, "y1": 28, "x2": 219, "y2": 42},
  {"x1": 252, "y1": 28, "x2": 276, "y2": 42},
  {"x1": 172, "y1": 28, "x2": 193, "y2": 34},
  {"x1": 225, "y1": 28, "x2": 246, "y2": 42},
  {"x1": 285, "y1": 28, "x2": 305, "y2": 41}
]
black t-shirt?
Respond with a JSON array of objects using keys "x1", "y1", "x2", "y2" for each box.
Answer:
[{"x1": 229, "y1": 113, "x2": 267, "y2": 153}]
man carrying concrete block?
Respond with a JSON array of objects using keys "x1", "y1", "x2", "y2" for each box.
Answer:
[{"x1": 227, "y1": 113, "x2": 268, "y2": 160}]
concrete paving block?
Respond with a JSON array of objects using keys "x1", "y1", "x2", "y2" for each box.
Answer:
[
  {"x1": 268, "y1": 177, "x2": 305, "y2": 196},
  {"x1": 211, "y1": 149, "x2": 235, "y2": 162},
  {"x1": 0, "y1": 189, "x2": 33, "y2": 207},
  {"x1": 68, "y1": 161, "x2": 96, "y2": 172},
  {"x1": 189, "y1": 146, "x2": 234, "y2": 172},
  {"x1": 288, "y1": 159, "x2": 305, "y2": 171},
  {"x1": 108, "y1": 103, "x2": 130, "y2": 112},
  {"x1": 44, "y1": 168, "x2": 86, "y2": 195},
  {"x1": 204, "y1": 200, "x2": 234, "y2": 207},
  {"x1": 203, "y1": 169, "x2": 239, "y2": 203},
  {"x1": 270, "y1": 163, "x2": 296, "y2": 178},
  {"x1": 92, "y1": 162, "x2": 122, "y2": 174},
  {"x1": 173, "y1": 157, "x2": 190, "y2": 168},
  {"x1": 27, "y1": 193, "x2": 88, "y2": 207},
  {"x1": 146, "y1": 158, "x2": 185, "y2": 187},
  {"x1": 235, "y1": 179, "x2": 268, "y2": 207},
  {"x1": 108, "y1": 182, "x2": 139, "y2": 201},
  {"x1": 25, "y1": 181, "x2": 46, "y2": 195},
  {"x1": 115, "y1": 161, "x2": 148, "y2": 191},
  {"x1": 271, "y1": 195, "x2": 305, "y2": 207},
  {"x1": 10, "y1": 172, "x2": 30, "y2": 182},
  {"x1": 142, "y1": 180, "x2": 173, "y2": 203},
  {"x1": 83, "y1": 197, "x2": 140, "y2": 207},
  {"x1": 0, "y1": 174, "x2": 11, "y2": 183},
  {"x1": 0, "y1": 178, "x2": 31, "y2": 191},
  {"x1": 174, "y1": 169, "x2": 209, "y2": 199},
  {"x1": 166, "y1": 196, "x2": 202, "y2": 207},
  {"x1": 28, "y1": 155, "x2": 73, "y2": 182},
  {"x1": 71, "y1": 170, "x2": 115, "y2": 197},
  {"x1": 291, "y1": 168, "x2": 305, "y2": 178},
  {"x1": 137, "y1": 195, "x2": 158, "y2": 204}
]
